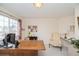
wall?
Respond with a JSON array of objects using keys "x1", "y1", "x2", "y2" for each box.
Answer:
[
  {"x1": 0, "y1": 6, "x2": 75, "y2": 42},
  {"x1": 58, "y1": 16, "x2": 75, "y2": 38},
  {"x1": 22, "y1": 17, "x2": 74, "y2": 44},
  {"x1": 58, "y1": 16, "x2": 74, "y2": 33},
  {"x1": 22, "y1": 18, "x2": 58, "y2": 44}
]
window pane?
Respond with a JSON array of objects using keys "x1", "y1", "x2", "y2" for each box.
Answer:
[
  {"x1": 4, "y1": 16, "x2": 9, "y2": 34},
  {"x1": 0, "y1": 15, "x2": 4, "y2": 40},
  {"x1": 0, "y1": 15, "x2": 4, "y2": 27},
  {"x1": 0, "y1": 15, "x2": 3, "y2": 22},
  {"x1": 10, "y1": 19, "x2": 18, "y2": 32},
  {"x1": 0, "y1": 22, "x2": 3, "y2": 26},
  {"x1": 10, "y1": 19, "x2": 13, "y2": 28},
  {"x1": 4, "y1": 16, "x2": 9, "y2": 26},
  {"x1": 0, "y1": 26, "x2": 3, "y2": 31}
]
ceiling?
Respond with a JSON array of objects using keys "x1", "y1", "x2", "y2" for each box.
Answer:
[{"x1": 0, "y1": 3, "x2": 79, "y2": 18}]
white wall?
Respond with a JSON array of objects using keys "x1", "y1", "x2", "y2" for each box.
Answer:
[
  {"x1": 58, "y1": 16, "x2": 74, "y2": 33},
  {"x1": 22, "y1": 18, "x2": 58, "y2": 44},
  {"x1": 0, "y1": 6, "x2": 75, "y2": 42},
  {"x1": 58, "y1": 16, "x2": 75, "y2": 38},
  {"x1": 22, "y1": 17, "x2": 74, "y2": 44}
]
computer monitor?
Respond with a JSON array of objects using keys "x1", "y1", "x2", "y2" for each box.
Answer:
[
  {"x1": 3, "y1": 33, "x2": 16, "y2": 48},
  {"x1": 7, "y1": 33, "x2": 15, "y2": 44}
]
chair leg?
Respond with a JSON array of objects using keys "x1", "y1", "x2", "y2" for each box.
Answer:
[
  {"x1": 60, "y1": 46, "x2": 62, "y2": 51},
  {"x1": 49, "y1": 44, "x2": 50, "y2": 48}
]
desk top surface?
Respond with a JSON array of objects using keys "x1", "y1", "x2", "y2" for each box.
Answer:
[{"x1": 18, "y1": 40, "x2": 45, "y2": 50}]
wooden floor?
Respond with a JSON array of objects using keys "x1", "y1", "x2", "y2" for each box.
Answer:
[{"x1": 0, "y1": 40, "x2": 45, "y2": 56}]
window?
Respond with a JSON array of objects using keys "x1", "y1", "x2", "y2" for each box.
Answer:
[
  {"x1": 0, "y1": 15, "x2": 19, "y2": 40},
  {"x1": 4, "y1": 16, "x2": 9, "y2": 34},
  {"x1": 0, "y1": 15, "x2": 4, "y2": 40},
  {"x1": 10, "y1": 19, "x2": 20, "y2": 40}
]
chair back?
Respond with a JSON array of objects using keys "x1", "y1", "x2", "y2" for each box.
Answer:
[{"x1": 50, "y1": 32, "x2": 62, "y2": 47}]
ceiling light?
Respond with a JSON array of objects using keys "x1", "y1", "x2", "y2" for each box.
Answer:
[{"x1": 33, "y1": 0, "x2": 43, "y2": 8}]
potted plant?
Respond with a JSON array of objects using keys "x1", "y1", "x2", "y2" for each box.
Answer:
[{"x1": 68, "y1": 38, "x2": 79, "y2": 53}]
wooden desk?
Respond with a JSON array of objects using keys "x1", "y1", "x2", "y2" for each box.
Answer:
[
  {"x1": 18, "y1": 40, "x2": 45, "y2": 55},
  {"x1": 0, "y1": 40, "x2": 45, "y2": 56},
  {"x1": 19, "y1": 40, "x2": 45, "y2": 50}
]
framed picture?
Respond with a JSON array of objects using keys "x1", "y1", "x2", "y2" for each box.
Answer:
[
  {"x1": 28, "y1": 25, "x2": 37, "y2": 36},
  {"x1": 28, "y1": 25, "x2": 37, "y2": 32}
]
